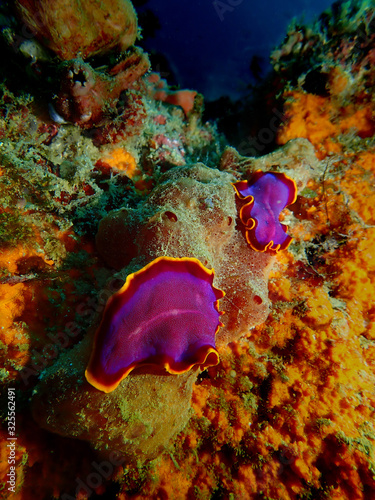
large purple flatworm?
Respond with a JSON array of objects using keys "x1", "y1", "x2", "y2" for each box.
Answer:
[
  {"x1": 233, "y1": 171, "x2": 297, "y2": 252},
  {"x1": 85, "y1": 256, "x2": 224, "y2": 393}
]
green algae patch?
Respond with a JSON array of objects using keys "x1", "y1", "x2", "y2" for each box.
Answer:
[{"x1": 0, "y1": 211, "x2": 33, "y2": 247}]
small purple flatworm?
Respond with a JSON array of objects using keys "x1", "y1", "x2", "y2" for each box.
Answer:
[
  {"x1": 85, "y1": 256, "x2": 225, "y2": 393},
  {"x1": 233, "y1": 171, "x2": 297, "y2": 252}
]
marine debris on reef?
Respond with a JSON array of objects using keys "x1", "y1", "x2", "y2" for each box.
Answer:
[{"x1": 1, "y1": 0, "x2": 375, "y2": 499}]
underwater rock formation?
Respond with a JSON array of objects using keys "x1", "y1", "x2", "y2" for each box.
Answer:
[
  {"x1": 31, "y1": 162, "x2": 282, "y2": 460},
  {"x1": 11, "y1": 0, "x2": 150, "y2": 128},
  {"x1": 2, "y1": 1, "x2": 375, "y2": 498},
  {"x1": 55, "y1": 47, "x2": 150, "y2": 128},
  {"x1": 96, "y1": 163, "x2": 276, "y2": 346},
  {"x1": 32, "y1": 332, "x2": 198, "y2": 464},
  {"x1": 14, "y1": 0, "x2": 138, "y2": 60}
]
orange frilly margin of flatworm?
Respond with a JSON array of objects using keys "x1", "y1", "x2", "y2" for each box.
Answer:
[
  {"x1": 232, "y1": 171, "x2": 298, "y2": 253},
  {"x1": 85, "y1": 256, "x2": 225, "y2": 393}
]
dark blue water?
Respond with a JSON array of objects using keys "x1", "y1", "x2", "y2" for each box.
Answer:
[{"x1": 137, "y1": 0, "x2": 335, "y2": 100}]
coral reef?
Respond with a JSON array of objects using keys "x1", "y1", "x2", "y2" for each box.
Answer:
[
  {"x1": 0, "y1": 15, "x2": 220, "y2": 487},
  {"x1": 55, "y1": 47, "x2": 150, "y2": 128},
  {"x1": 6, "y1": 0, "x2": 148, "y2": 128},
  {"x1": 1, "y1": 1, "x2": 375, "y2": 499},
  {"x1": 30, "y1": 161, "x2": 278, "y2": 461},
  {"x1": 95, "y1": 163, "x2": 276, "y2": 347},
  {"x1": 32, "y1": 337, "x2": 198, "y2": 465},
  {"x1": 146, "y1": 73, "x2": 199, "y2": 117}
]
